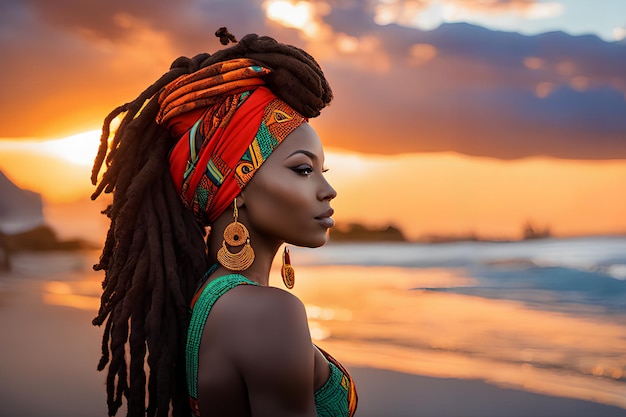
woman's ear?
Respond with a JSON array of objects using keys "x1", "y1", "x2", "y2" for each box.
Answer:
[{"x1": 236, "y1": 192, "x2": 246, "y2": 208}]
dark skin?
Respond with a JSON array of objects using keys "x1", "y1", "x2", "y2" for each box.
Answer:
[{"x1": 197, "y1": 123, "x2": 337, "y2": 417}]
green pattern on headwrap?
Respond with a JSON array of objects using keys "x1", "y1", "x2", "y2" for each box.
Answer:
[{"x1": 255, "y1": 123, "x2": 281, "y2": 160}]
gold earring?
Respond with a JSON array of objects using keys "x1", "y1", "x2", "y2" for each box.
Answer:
[
  {"x1": 217, "y1": 198, "x2": 255, "y2": 271},
  {"x1": 281, "y1": 246, "x2": 295, "y2": 289}
]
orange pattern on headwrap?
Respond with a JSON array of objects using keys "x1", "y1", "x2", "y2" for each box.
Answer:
[
  {"x1": 157, "y1": 58, "x2": 271, "y2": 126},
  {"x1": 158, "y1": 59, "x2": 307, "y2": 225}
]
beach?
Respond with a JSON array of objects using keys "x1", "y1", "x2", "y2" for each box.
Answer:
[{"x1": 1, "y1": 242, "x2": 625, "y2": 417}]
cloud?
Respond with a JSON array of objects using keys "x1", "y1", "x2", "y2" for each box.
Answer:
[
  {"x1": 371, "y1": 0, "x2": 564, "y2": 31},
  {"x1": 443, "y1": 0, "x2": 564, "y2": 18},
  {"x1": 311, "y1": 5, "x2": 626, "y2": 159},
  {"x1": 0, "y1": 0, "x2": 282, "y2": 137},
  {"x1": 0, "y1": 0, "x2": 625, "y2": 160}
]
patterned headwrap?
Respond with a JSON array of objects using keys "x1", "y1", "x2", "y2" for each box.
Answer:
[{"x1": 157, "y1": 58, "x2": 307, "y2": 225}]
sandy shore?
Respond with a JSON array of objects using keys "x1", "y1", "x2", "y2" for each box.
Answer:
[
  {"x1": 0, "y1": 272, "x2": 624, "y2": 417},
  {"x1": 350, "y1": 367, "x2": 625, "y2": 417}
]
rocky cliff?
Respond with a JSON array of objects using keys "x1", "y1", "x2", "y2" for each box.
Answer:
[
  {"x1": 0, "y1": 170, "x2": 94, "y2": 271},
  {"x1": 0, "y1": 170, "x2": 44, "y2": 234}
]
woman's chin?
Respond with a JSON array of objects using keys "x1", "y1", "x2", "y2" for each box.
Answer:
[{"x1": 290, "y1": 233, "x2": 329, "y2": 249}]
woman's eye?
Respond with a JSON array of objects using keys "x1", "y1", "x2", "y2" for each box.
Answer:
[{"x1": 291, "y1": 164, "x2": 314, "y2": 175}]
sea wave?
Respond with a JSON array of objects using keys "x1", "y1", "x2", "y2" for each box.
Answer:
[{"x1": 294, "y1": 236, "x2": 626, "y2": 314}]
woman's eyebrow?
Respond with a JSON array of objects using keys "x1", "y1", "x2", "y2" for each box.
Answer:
[{"x1": 286, "y1": 149, "x2": 318, "y2": 161}]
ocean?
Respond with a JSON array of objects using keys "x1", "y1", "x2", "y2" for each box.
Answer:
[
  {"x1": 291, "y1": 237, "x2": 626, "y2": 410},
  {"x1": 1, "y1": 236, "x2": 625, "y2": 416}
]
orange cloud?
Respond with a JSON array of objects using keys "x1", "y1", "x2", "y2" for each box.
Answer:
[{"x1": 409, "y1": 43, "x2": 438, "y2": 66}]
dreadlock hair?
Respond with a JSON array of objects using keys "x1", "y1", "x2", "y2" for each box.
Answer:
[{"x1": 91, "y1": 28, "x2": 333, "y2": 417}]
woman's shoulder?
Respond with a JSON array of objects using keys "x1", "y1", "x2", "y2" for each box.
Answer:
[
  {"x1": 211, "y1": 278, "x2": 307, "y2": 326},
  {"x1": 206, "y1": 278, "x2": 313, "y2": 373},
  {"x1": 202, "y1": 277, "x2": 317, "y2": 414}
]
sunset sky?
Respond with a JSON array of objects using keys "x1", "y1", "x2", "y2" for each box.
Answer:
[{"x1": 1, "y1": 0, "x2": 625, "y2": 240}]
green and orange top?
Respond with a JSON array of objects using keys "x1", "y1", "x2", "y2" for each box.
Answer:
[{"x1": 186, "y1": 274, "x2": 358, "y2": 417}]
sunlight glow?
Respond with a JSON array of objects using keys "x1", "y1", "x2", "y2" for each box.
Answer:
[
  {"x1": 336, "y1": 34, "x2": 359, "y2": 53},
  {"x1": 264, "y1": 0, "x2": 328, "y2": 38},
  {"x1": 523, "y1": 3, "x2": 564, "y2": 19},
  {"x1": 43, "y1": 280, "x2": 100, "y2": 310},
  {"x1": 0, "y1": 131, "x2": 104, "y2": 203},
  {"x1": 375, "y1": 0, "x2": 436, "y2": 29},
  {"x1": 441, "y1": 1, "x2": 564, "y2": 24},
  {"x1": 266, "y1": 1, "x2": 313, "y2": 29},
  {"x1": 1, "y1": 134, "x2": 626, "y2": 237},
  {"x1": 0, "y1": 129, "x2": 102, "y2": 167},
  {"x1": 39, "y1": 130, "x2": 101, "y2": 166},
  {"x1": 373, "y1": 0, "x2": 565, "y2": 34}
]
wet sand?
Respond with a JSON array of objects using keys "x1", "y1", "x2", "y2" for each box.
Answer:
[
  {"x1": 350, "y1": 367, "x2": 626, "y2": 417},
  {"x1": 1, "y1": 274, "x2": 624, "y2": 417}
]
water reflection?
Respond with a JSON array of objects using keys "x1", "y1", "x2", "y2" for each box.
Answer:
[
  {"x1": 3, "y1": 250, "x2": 625, "y2": 412},
  {"x1": 286, "y1": 265, "x2": 626, "y2": 410},
  {"x1": 43, "y1": 280, "x2": 100, "y2": 310}
]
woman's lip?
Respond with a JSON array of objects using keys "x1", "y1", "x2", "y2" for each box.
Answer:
[
  {"x1": 316, "y1": 208, "x2": 334, "y2": 219},
  {"x1": 315, "y1": 217, "x2": 335, "y2": 228},
  {"x1": 315, "y1": 208, "x2": 335, "y2": 228}
]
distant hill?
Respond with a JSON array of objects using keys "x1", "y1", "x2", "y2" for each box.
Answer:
[
  {"x1": 330, "y1": 223, "x2": 407, "y2": 242},
  {"x1": 1, "y1": 224, "x2": 96, "y2": 252},
  {"x1": 0, "y1": 170, "x2": 96, "y2": 270},
  {"x1": 0, "y1": 169, "x2": 44, "y2": 234}
]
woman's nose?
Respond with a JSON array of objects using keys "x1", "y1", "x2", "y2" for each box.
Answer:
[{"x1": 319, "y1": 177, "x2": 337, "y2": 201}]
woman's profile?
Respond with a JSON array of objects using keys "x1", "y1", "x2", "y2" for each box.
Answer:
[{"x1": 90, "y1": 28, "x2": 358, "y2": 417}]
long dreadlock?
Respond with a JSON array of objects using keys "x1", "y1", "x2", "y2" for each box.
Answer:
[{"x1": 91, "y1": 28, "x2": 333, "y2": 417}]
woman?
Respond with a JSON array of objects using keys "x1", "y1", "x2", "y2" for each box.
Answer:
[{"x1": 91, "y1": 29, "x2": 357, "y2": 417}]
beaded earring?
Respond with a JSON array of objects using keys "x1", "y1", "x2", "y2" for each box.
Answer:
[
  {"x1": 217, "y1": 198, "x2": 255, "y2": 271},
  {"x1": 281, "y1": 246, "x2": 295, "y2": 289}
]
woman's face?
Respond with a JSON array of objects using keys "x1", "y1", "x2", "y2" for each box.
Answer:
[{"x1": 240, "y1": 123, "x2": 337, "y2": 248}]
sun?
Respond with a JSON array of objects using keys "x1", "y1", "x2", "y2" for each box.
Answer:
[
  {"x1": 0, "y1": 130, "x2": 105, "y2": 202},
  {"x1": 39, "y1": 130, "x2": 102, "y2": 166}
]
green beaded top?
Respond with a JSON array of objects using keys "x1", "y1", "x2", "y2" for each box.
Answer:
[{"x1": 186, "y1": 273, "x2": 357, "y2": 417}]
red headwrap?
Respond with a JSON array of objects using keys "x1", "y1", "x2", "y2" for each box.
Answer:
[{"x1": 157, "y1": 59, "x2": 307, "y2": 225}]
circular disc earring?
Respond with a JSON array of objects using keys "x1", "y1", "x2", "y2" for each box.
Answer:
[{"x1": 217, "y1": 198, "x2": 255, "y2": 271}]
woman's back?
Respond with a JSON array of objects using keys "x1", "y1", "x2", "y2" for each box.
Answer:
[{"x1": 189, "y1": 274, "x2": 356, "y2": 417}]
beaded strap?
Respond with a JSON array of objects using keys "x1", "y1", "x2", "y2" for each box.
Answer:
[{"x1": 186, "y1": 273, "x2": 258, "y2": 415}]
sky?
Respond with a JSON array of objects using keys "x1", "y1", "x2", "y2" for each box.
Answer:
[{"x1": 1, "y1": 0, "x2": 625, "y2": 240}]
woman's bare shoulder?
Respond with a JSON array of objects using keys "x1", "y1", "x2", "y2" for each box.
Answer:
[
  {"x1": 208, "y1": 284, "x2": 316, "y2": 412},
  {"x1": 209, "y1": 284, "x2": 310, "y2": 345},
  {"x1": 211, "y1": 284, "x2": 311, "y2": 360}
]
